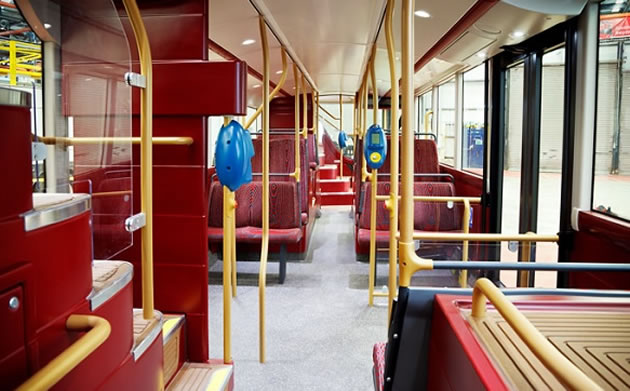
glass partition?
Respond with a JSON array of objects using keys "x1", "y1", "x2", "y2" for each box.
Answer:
[
  {"x1": 462, "y1": 64, "x2": 485, "y2": 174},
  {"x1": 17, "y1": 0, "x2": 134, "y2": 259},
  {"x1": 437, "y1": 79, "x2": 456, "y2": 165}
]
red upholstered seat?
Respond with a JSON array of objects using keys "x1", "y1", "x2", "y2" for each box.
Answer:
[
  {"x1": 356, "y1": 181, "x2": 461, "y2": 248},
  {"x1": 373, "y1": 342, "x2": 386, "y2": 391},
  {"x1": 414, "y1": 139, "x2": 439, "y2": 175},
  {"x1": 208, "y1": 181, "x2": 302, "y2": 242},
  {"x1": 251, "y1": 137, "x2": 309, "y2": 215}
]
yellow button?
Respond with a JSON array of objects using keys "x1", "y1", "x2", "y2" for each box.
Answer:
[{"x1": 370, "y1": 152, "x2": 381, "y2": 163}]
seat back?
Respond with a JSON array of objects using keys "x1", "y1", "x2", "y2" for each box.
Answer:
[
  {"x1": 358, "y1": 182, "x2": 460, "y2": 231},
  {"x1": 251, "y1": 137, "x2": 308, "y2": 214},
  {"x1": 208, "y1": 180, "x2": 300, "y2": 230},
  {"x1": 414, "y1": 139, "x2": 439, "y2": 175}
]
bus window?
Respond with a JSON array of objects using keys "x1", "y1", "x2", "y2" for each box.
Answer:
[
  {"x1": 536, "y1": 47, "x2": 567, "y2": 287},
  {"x1": 593, "y1": 11, "x2": 630, "y2": 221},
  {"x1": 437, "y1": 78, "x2": 456, "y2": 166},
  {"x1": 462, "y1": 64, "x2": 485, "y2": 174},
  {"x1": 418, "y1": 90, "x2": 432, "y2": 133}
]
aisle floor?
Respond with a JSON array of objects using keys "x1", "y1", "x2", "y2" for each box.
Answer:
[{"x1": 208, "y1": 206, "x2": 389, "y2": 391}]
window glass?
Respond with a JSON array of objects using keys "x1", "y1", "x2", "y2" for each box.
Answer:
[
  {"x1": 462, "y1": 64, "x2": 485, "y2": 174},
  {"x1": 437, "y1": 79, "x2": 456, "y2": 165},
  {"x1": 418, "y1": 90, "x2": 433, "y2": 135},
  {"x1": 593, "y1": 10, "x2": 630, "y2": 221}
]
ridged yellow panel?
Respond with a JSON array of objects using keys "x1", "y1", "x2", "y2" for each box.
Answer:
[{"x1": 468, "y1": 310, "x2": 630, "y2": 390}]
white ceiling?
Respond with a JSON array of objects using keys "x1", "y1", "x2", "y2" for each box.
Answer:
[{"x1": 210, "y1": 0, "x2": 584, "y2": 107}]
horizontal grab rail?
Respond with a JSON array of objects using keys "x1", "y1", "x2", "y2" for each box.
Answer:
[
  {"x1": 375, "y1": 173, "x2": 455, "y2": 182},
  {"x1": 471, "y1": 278, "x2": 602, "y2": 391},
  {"x1": 375, "y1": 195, "x2": 481, "y2": 203},
  {"x1": 38, "y1": 136, "x2": 193, "y2": 146},
  {"x1": 433, "y1": 260, "x2": 630, "y2": 272},
  {"x1": 16, "y1": 315, "x2": 111, "y2": 391},
  {"x1": 410, "y1": 232, "x2": 559, "y2": 242}
]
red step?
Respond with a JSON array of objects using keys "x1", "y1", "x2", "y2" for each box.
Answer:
[
  {"x1": 320, "y1": 191, "x2": 354, "y2": 206},
  {"x1": 320, "y1": 179, "x2": 351, "y2": 192},
  {"x1": 319, "y1": 164, "x2": 338, "y2": 179}
]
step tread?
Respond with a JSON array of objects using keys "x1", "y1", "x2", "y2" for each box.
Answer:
[
  {"x1": 163, "y1": 314, "x2": 185, "y2": 344},
  {"x1": 167, "y1": 362, "x2": 233, "y2": 391},
  {"x1": 88, "y1": 260, "x2": 133, "y2": 310},
  {"x1": 320, "y1": 191, "x2": 354, "y2": 196},
  {"x1": 132, "y1": 309, "x2": 163, "y2": 361},
  {"x1": 23, "y1": 193, "x2": 91, "y2": 231},
  {"x1": 320, "y1": 178, "x2": 350, "y2": 183}
]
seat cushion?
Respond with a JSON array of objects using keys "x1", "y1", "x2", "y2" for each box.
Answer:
[
  {"x1": 373, "y1": 342, "x2": 386, "y2": 391},
  {"x1": 235, "y1": 226, "x2": 303, "y2": 244}
]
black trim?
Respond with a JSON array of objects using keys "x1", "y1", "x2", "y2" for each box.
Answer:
[
  {"x1": 516, "y1": 50, "x2": 543, "y2": 287},
  {"x1": 557, "y1": 18, "x2": 579, "y2": 287}
]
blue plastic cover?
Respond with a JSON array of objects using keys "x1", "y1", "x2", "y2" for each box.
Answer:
[
  {"x1": 338, "y1": 130, "x2": 348, "y2": 149},
  {"x1": 364, "y1": 124, "x2": 387, "y2": 170},
  {"x1": 215, "y1": 120, "x2": 254, "y2": 191}
]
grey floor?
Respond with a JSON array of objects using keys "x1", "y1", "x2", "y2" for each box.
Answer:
[
  {"x1": 208, "y1": 206, "x2": 390, "y2": 390},
  {"x1": 208, "y1": 205, "x2": 459, "y2": 390}
]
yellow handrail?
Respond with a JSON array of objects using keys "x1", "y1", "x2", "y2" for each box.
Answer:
[
  {"x1": 370, "y1": 48, "x2": 378, "y2": 126},
  {"x1": 368, "y1": 163, "x2": 378, "y2": 306},
  {"x1": 319, "y1": 103, "x2": 339, "y2": 121},
  {"x1": 37, "y1": 136, "x2": 193, "y2": 146},
  {"x1": 16, "y1": 315, "x2": 111, "y2": 391},
  {"x1": 471, "y1": 278, "x2": 602, "y2": 391},
  {"x1": 244, "y1": 49, "x2": 288, "y2": 130},
  {"x1": 410, "y1": 232, "x2": 559, "y2": 242},
  {"x1": 399, "y1": 0, "x2": 433, "y2": 288},
  {"x1": 292, "y1": 63, "x2": 301, "y2": 182},
  {"x1": 459, "y1": 198, "x2": 471, "y2": 287},
  {"x1": 424, "y1": 110, "x2": 433, "y2": 132},
  {"x1": 301, "y1": 74, "x2": 308, "y2": 139},
  {"x1": 122, "y1": 0, "x2": 154, "y2": 321},
  {"x1": 384, "y1": 0, "x2": 399, "y2": 318},
  {"x1": 339, "y1": 94, "x2": 344, "y2": 179},
  {"x1": 258, "y1": 15, "x2": 270, "y2": 364},
  {"x1": 222, "y1": 182, "x2": 234, "y2": 364},
  {"x1": 312, "y1": 91, "x2": 319, "y2": 138}
]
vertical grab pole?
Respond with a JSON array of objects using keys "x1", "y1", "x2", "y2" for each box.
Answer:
[
  {"x1": 258, "y1": 15, "x2": 270, "y2": 363},
  {"x1": 122, "y1": 0, "x2": 154, "y2": 321},
  {"x1": 459, "y1": 199, "x2": 471, "y2": 288},
  {"x1": 339, "y1": 94, "x2": 344, "y2": 179},
  {"x1": 384, "y1": 0, "x2": 399, "y2": 318},
  {"x1": 222, "y1": 184, "x2": 233, "y2": 364},
  {"x1": 368, "y1": 52, "x2": 379, "y2": 306},
  {"x1": 228, "y1": 115, "x2": 237, "y2": 298},
  {"x1": 292, "y1": 64, "x2": 301, "y2": 182},
  {"x1": 222, "y1": 116, "x2": 234, "y2": 363},
  {"x1": 313, "y1": 91, "x2": 319, "y2": 138},
  {"x1": 302, "y1": 74, "x2": 308, "y2": 139},
  {"x1": 399, "y1": 0, "x2": 417, "y2": 287},
  {"x1": 518, "y1": 232, "x2": 534, "y2": 287}
]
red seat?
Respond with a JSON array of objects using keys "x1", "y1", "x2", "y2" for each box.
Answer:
[
  {"x1": 373, "y1": 342, "x2": 386, "y2": 391},
  {"x1": 251, "y1": 137, "x2": 309, "y2": 216},
  {"x1": 207, "y1": 181, "x2": 302, "y2": 283},
  {"x1": 356, "y1": 182, "x2": 461, "y2": 250}
]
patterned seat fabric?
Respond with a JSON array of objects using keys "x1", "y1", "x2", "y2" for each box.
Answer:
[
  {"x1": 251, "y1": 137, "x2": 309, "y2": 215},
  {"x1": 373, "y1": 342, "x2": 386, "y2": 391},
  {"x1": 356, "y1": 182, "x2": 461, "y2": 248},
  {"x1": 208, "y1": 181, "x2": 302, "y2": 243}
]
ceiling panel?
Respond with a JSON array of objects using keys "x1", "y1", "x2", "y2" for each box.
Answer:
[{"x1": 258, "y1": 0, "x2": 386, "y2": 96}]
